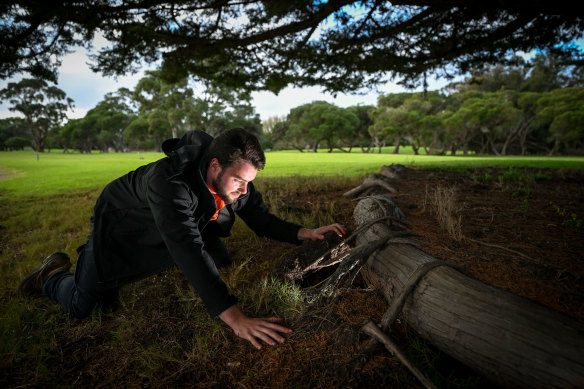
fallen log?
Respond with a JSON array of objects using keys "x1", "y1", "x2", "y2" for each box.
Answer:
[
  {"x1": 351, "y1": 166, "x2": 584, "y2": 388},
  {"x1": 342, "y1": 173, "x2": 397, "y2": 198}
]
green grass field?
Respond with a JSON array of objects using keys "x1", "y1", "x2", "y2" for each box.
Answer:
[{"x1": 1, "y1": 149, "x2": 583, "y2": 195}]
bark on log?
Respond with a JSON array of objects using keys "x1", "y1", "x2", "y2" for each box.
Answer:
[{"x1": 353, "y1": 174, "x2": 584, "y2": 389}]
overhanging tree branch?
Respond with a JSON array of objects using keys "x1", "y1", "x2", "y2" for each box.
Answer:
[{"x1": 1, "y1": 0, "x2": 582, "y2": 91}]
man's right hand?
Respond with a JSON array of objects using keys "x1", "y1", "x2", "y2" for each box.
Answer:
[{"x1": 219, "y1": 305, "x2": 292, "y2": 349}]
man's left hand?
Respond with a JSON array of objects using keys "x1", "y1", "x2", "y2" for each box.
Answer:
[{"x1": 297, "y1": 224, "x2": 346, "y2": 241}]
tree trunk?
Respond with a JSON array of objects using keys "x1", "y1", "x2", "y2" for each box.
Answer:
[
  {"x1": 361, "y1": 141, "x2": 373, "y2": 153},
  {"x1": 549, "y1": 136, "x2": 561, "y2": 156},
  {"x1": 500, "y1": 132, "x2": 514, "y2": 155},
  {"x1": 392, "y1": 136, "x2": 401, "y2": 154},
  {"x1": 351, "y1": 171, "x2": 584, "y2": 389}
]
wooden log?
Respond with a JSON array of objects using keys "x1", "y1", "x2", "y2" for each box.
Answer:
[
  {"x1": 342, "y1": 174, "x2": 397, "y2": 198},
  {"x1": 354, "y1": 194, "x2": 584, "y2": 389}
]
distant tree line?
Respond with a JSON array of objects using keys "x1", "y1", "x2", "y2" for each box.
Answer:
[
  {"x1": 0, "y1": 70, "x2": 262, "y2": 152},
  {"x1": 266, "y1": 54, "x2": 584, "y2": 156},
  {"x1": 1, "y1": 53, "x2": 583, "y2": 155}
]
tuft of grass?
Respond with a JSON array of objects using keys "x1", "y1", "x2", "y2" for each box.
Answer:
[
  {"x1": 563, "y1": 213, "x2": 583, "y2": 228},
  {"x1": 251, "y1": 276, "x2": 305, "y2": 318},
  {"x1": 471, "y1": 173, "x2": 494, "y2": 183},
  {"x1": 498, "y1": 167, "x2": 528, "y2": 182},
  {"x1": 532, "y1": 172, "x2": 552, "y2": 181},
  {"x1": 425, "y1": 184, "x2": 464, "y2": 242},
  {"x1": 496, "y1": 167, "x2": 551, "y2": 197},
  {"x1": 554, "y1": 206, "x2": 584, "y2": 228},
  {"x1": 223, "y1": 257, "x2": 306, "y2": 320}
]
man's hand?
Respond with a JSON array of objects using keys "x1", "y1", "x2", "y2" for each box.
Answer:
[
  {"x1": 219, "y1": 305, "x2": 292, "y2": 349},
  {"x1": 297, "y1": 223, "x2": 346, "y2": 241}
]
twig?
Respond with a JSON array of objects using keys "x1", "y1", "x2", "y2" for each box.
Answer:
[{"x1": 465, "y1": 237, "x2": 535, "y2": 261}]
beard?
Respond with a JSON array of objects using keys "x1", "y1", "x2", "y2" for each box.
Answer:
[{"x1": 212, "y1": 169, "x2": 237, "y2": 204}]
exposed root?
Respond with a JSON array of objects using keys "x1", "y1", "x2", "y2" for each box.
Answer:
[
  {"x1": 465, "y1": 237, "x2": 536, "y2": 262},
  {"x1": 343, "y1": 175, "x2": 397, "y2": 198},
  {"x1": 362, "y1": 320, "x2": 437, "y2": 389}
]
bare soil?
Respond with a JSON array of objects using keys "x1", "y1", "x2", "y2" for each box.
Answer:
[
  {"x1": 6, "y1": 166, "x2": 583, "y2": 388},
  {"x1": 394, "y1": 167, "x2": 584, "y2": 323}
]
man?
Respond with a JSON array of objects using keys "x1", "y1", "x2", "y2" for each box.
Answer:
[{"x1": 18, "y1": 128, "x2": 345, "y2": 350}]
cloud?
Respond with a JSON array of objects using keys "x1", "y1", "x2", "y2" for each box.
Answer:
[
  {"x1": 0, "y1": 39, "x2": 149, "y2": 120},
  {"x1": 58, "y1": 48, "x2": 146, "y2": 119}
]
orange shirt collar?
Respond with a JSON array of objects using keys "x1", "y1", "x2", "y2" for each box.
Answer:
[{"x1": 207, "y1": 185, "x2": 226, "y2": 221}]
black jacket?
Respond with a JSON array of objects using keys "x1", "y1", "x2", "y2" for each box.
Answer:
[{"x1": 91, "y1": 130, "x2": 301, "y2": 316}]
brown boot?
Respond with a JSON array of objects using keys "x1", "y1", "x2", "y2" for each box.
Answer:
[{"x1": 17, "y1": 252, "x2": 72, "y2": 296}]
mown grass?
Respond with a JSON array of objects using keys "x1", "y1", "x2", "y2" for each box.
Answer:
[
  {"x1": 1, "y1": 149, "x2": 583, "y2": 195},
  {"x1": 0, "y1": 150, "x2": 163, "y2": 195}
]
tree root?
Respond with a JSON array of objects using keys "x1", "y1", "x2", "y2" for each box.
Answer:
[
  {"x1": 362, "y1": 320, "x2": 437, "y2": 389},
  {"x1": 465, "y1": 237, "x2": 535, "y2": 262}
]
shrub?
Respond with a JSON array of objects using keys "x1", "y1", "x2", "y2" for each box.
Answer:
[{"x1": 5, "y1": 136, "x2": 31, "y2": 150}]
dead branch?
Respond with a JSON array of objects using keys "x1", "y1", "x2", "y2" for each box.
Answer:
[
  {"x1": 362, "y1": 320, "x2": 437, "y2": 389},
  {"x1": 352, "y1": 167, "x2": 584, "y2": 389},
  {"x1": 309, "y1": 236, "x2": 392, "y2": 298},
  {"x1": 465, "y1": 237, "x2": 535, "y2": 262},
  {"x1": 281, "y1": 215, "x2": 400, "y2": 281}
]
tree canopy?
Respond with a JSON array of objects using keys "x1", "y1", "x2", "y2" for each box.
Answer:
[
  {"x1": 50, "y1": 71, "x2": 262, "y2": 152},
  {"x1": 1, "y1": 1, "x2": 583, "y2": 92},
  {"x1": 0, "y1": 78, "x2": 73, "y2": 152}
]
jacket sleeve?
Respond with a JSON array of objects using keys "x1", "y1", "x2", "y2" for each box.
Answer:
[
  {"x1": 146, "y1": 172, "x2": 237, "y2": 317},
  {"x1": 236, "y1": 182, "x2": 302, "y2": 245}
]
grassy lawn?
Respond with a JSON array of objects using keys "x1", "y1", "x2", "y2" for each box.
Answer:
[{"x1": 1, "y1": 149, "x2": 583, "y2": 195}]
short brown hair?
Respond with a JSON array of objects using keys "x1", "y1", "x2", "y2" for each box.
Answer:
[{"x1": 204, "y1": 128, "x2": 265, "y2": 170}]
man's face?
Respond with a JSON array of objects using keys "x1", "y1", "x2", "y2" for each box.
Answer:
[{"x1": 211, "y1": 159, "x2": 258, "y2": 204}]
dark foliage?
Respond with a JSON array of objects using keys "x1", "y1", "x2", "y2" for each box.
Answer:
[{"x1": 1, "y1": 1, "x2": 583, "y2": 92}]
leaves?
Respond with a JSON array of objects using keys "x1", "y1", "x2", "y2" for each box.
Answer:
[{"x1": 2, "y1": 1, "x2": 582, "y2": 92}]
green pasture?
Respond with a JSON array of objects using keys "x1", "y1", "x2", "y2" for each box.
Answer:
[{"x1": 1, "y1": 148, "x2": 583, "y2": 195}]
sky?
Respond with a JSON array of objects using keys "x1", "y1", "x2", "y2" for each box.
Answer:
[{"x1": 0, "y1": 41, "x2": 453, "y2": 123}]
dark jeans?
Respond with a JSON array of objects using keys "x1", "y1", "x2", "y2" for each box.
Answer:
[{"x1": 42, "y1": 234, "x2": 230, "y2": 319}]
